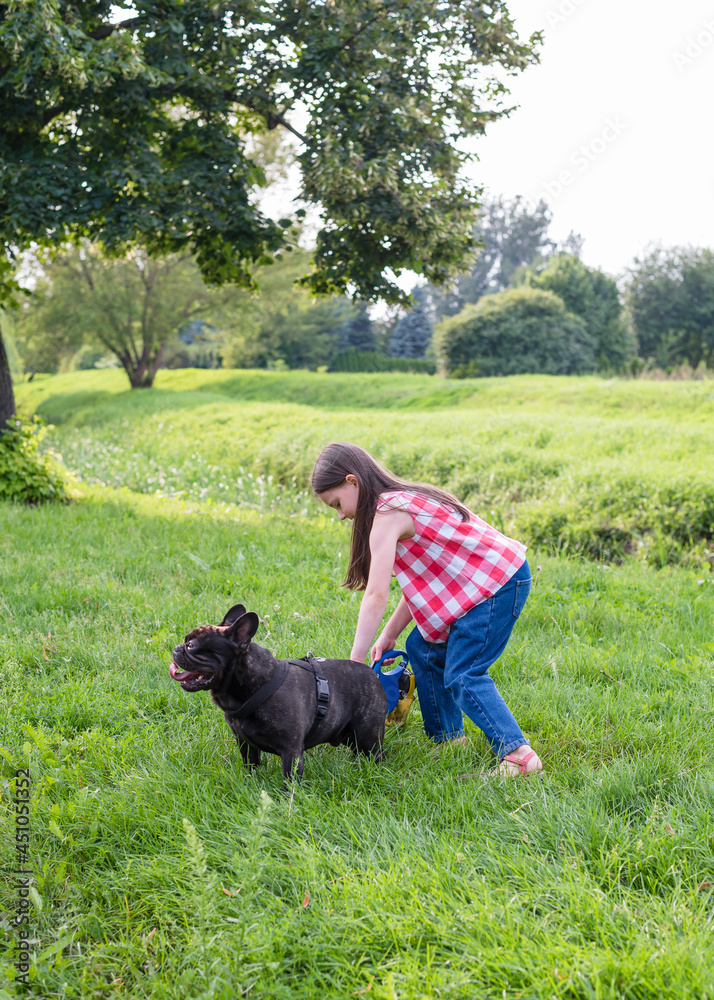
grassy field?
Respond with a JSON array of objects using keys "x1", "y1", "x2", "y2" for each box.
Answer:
[
  {"x1": 2, "y1": 369, "x2": 714, "y2": 999},
  {"x1": 16, "y1": 368, "x2": 714, "y2": 566}
]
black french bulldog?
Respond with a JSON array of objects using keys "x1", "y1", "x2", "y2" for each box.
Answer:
[{"x1": 170, "y1": 604, "x2": 386, "y2": 781}]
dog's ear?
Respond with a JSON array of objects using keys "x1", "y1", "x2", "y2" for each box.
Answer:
[
  {"x1": 220, "y1": 604, "x2": 247, "y2": 628},
  {"x1": 225, "y1": 611, "x2": 260, "y2": 648}
]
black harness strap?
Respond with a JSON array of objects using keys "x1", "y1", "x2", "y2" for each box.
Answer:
[
  {"x1": 291, "y1": 654, "x2": 330, "y2": 739},
  {"x1": 223, "y1": 654, "x2": 330, "y2": 732},
  {"x1": 225, "y1": 658, "x2": 289, "y2": 722}
]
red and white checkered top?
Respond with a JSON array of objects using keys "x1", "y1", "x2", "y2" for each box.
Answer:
[{"x1": 376, "y1": 489, "x2": 527, "y2": 643}]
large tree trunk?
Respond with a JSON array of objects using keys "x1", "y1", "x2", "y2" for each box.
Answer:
[
  {"x1": 128, "y1": 367, "x2": 156, "y2": 388},
  {"x1": 117, "y1": 348, "x2": 157, "y2": 389},
  {"x1": 125, "y1": 341, "x2": 166, "y2": 389},
  {"x1": 0, "y1": 321, "x2": 16, "y2": 430}
]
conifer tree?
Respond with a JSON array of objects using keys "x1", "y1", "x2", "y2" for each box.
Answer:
[
  {"x1": 338, "y1": 306, "x2": 377, "y2": 354},
  {"x1": 389, "y1": 288, "x2": 434, "y2": 358}
]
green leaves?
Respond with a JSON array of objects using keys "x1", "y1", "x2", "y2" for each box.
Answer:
[
  {"x1": 0, "y1": 1, "x2": 540, "y2": 305},
  {"x1": 626, "y1": 246, "x2": 714, "y2": 368},
  {"x1": 435, "y1": 286, "x2": 598, "y2": 378},
  {"x1": 0, "y1": 415, "x2": 70, "y2": 503},
  {"x1": 532, "y1": 254, "x2": 635, "y2": 371},
  {"x1": 15, "y1": 243, "x2": 221, "y2": 387}
]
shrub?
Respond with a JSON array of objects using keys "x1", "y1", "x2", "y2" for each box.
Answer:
[
  {"x1": 517, "y1": 477, "x2": 714, "y2": 568},
  {"x1": 529, "y1": 253, "x2": 635, "y2": 370},
  {"x1": 330, "y1": 349, "x2": 436, "y2": 374},
  {"x1": 435, "y1": 286, "x2": 597, "y2": 377},
  {"x1": 0, "y1": 416, "x2": 70, "y2": 503}
]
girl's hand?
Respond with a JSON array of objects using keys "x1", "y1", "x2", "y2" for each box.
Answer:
[
  {"x1": 370, "y1": 634, "x2": 398, "y2": 666},
  {"x1": 370, "y1": 598, "x2": 412, "y2": 665}
]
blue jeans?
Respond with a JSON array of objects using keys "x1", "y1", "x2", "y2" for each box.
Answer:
[{"x1": 405, "y1": 560, "x2": 532, "y2": 759}]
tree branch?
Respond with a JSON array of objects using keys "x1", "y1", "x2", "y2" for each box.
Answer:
[
  {"x1": 224, "y1": 89, "x2": 309, "y2": 144},
  {"x1": 266, "y1": 110, "x2": 308, "y2": 143},
  {"x1": 40, "y1": 18, "x2": 142, "y2": 126},
  {"x1": 178, "y1": 297, "x2": 209, "y2": 322},
  {"x1": 42, "y1": 88, "x2": 309, "y2": 145},
  {"x1": 285, "y1": 2, "x2": 405, "y2": 109},
  {"x1": 75, "y1": 256, "x2": 96, "y2": 293},
  {"x1": 77, "y1": 258, "x2": 140, "y2": 367},
  {"x1": 87, "y1": 17, "x2": 142, "y2": 41},
  {"x1": 42, "y1": 103, "x2": 72, "y2": 127},
  {"x1": 335, "y1": 12, "x2": 384, "y2": 55},
  {"x1": 139, "y1": 262, "x2": 156, "y2": 346}
]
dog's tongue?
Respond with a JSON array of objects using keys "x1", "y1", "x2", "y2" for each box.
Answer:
[{"x1": 170, "y1": 662, "x2": 199, "y2": 682}]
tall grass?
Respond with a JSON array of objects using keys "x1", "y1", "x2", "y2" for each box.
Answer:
[{"x1": 17, "y1": 369, "x2": 714, "y2": 568}]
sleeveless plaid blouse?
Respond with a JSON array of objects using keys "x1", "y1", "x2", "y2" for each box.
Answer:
[{"x1": 376, "y1": 489, "x2": 527, "y2": 643}]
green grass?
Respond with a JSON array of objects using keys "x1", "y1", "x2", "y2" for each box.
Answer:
[
  {"x1": 16, "y1": 369, "x2": 714, "y2": 567},
  {"x1": 2, "y1": 369, "x2": 714, "y2": 998}
]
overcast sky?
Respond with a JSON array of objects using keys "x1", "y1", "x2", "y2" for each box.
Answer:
[{"x1": 470, "y1": 0, "x2": 714, "y2": 277}]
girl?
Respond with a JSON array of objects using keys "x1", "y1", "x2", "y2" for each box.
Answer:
[{"x1": 312, "y1": 442, "x2": 542, "y2": 777}]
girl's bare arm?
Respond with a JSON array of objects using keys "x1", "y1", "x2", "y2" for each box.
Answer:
[
  {"x1": 371, "y1": 596, "x2": 412, "y2": 663},
  {"x1": 349, "y1": 510, "x2": 413, "y2": 662}
]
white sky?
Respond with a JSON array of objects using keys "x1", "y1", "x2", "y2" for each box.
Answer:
[{"x1": 470, "y1": 0, "x2": 714, "y2": 277}]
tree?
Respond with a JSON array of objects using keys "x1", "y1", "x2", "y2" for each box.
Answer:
[
  {"x1": 625, "y1": 246, "x2": 714, "y2": 367},
  {"x1": 220, "y1": 249, "x2": 354, "y2": 370},
  {"x1": 15, "y1": 245, "x2": 214, "y2": 387},
  {"x1": 0, "y1": 1, "x2": 541, "y2": 423},
  {"x1": 530, "y1": 253, "x2": 634, "y2": 370},
  {"x1": 427, "y1": 195, "x2": 554, "y2": 319},
  {"x1": 337, "y1": 305, "x2": 377, "y2": 354},
  {"x1": 0, "y1": 257, "x2": 21, "y2": 423},
  {"x1": 389, "y1": 286, "x2": 434, "y2": 358},
  {"x1": 435, "y1": 286, "x2": 597, "y2": 378}
]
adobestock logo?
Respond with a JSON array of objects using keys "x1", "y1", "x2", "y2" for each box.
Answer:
[
  {"x1": 544, "y1": 0, "x2": 590, "y2": 30},
  {"x1": 672, "y1": 18, "x2": 714, "y2": 73},
  {"x1": 538, "y1": 117, "x2": 628, "y2": 202}
]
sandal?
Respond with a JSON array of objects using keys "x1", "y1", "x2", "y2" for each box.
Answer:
[{"x1": 498, "y1": 748, "x2": 543, "y2": 777}]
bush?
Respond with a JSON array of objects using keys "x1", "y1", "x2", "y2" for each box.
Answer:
[
  {"x1": 529, "y1": 253, "x2": 635, "y2": 370},
  {"x1": 517, "y1": 477, "x2": 714, "y2": 568},
  {"x1": 0, "y1": 417, "x2": 70, "y2": 503},
  {"x1": 330, "y1": 349, "x2": 436, "y2": 374},
  {"x1": 435, "y1": 286, "x2": 598, "y2": 377}
]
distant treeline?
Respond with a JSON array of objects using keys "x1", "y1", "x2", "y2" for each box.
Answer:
[{"x1": 8, "y1": 197, "x2": 714, "y2": 388}]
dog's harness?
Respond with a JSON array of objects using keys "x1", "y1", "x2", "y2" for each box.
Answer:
[
  {"x1": 224, "y1": 654, "x2": 329, "y2": 737},
  {"x1": 296, "y1": 655, "x2": 331, "y2": 740},
  {"x1": 225, "y1": 658, "x2": 289, "y2": 723}
]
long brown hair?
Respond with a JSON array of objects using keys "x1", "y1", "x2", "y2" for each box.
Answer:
[{"x1": 311, "y1": 442, "x2": 470, "y2": 590}]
